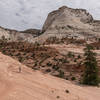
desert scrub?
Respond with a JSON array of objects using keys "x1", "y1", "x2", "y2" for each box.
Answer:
[
  {"x1": 45, "y1": 69, "x2": 51, "y2": 72},
  {"x1": 74, "y1": 59, "x2": 77, "y2": 62},
  {"x1": 58, "y1": 70, "x2": 65, "y2": 78},
  {"x1": 52, "y1": 65, "x2": 59, "y2": 70},
  {"x1": 46, "y1": 62, "x2": 52, "y2": 67},
  {"x1": 82, "y1": 44, "x2": 99, "y2": 86},
  {"x1": 71, "y1": 77, "x2": 76, "y2": 81},
  {"x1": 67, "y1": 52, "x2": 75, "y2": 58},
  {"x1": 77, "y1": 55, "x2": 81, "y2": 59}
]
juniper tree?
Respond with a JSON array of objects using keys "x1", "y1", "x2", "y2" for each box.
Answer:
[{"x1": 83, "y1": 44, "x2": 99, "y2": 86}]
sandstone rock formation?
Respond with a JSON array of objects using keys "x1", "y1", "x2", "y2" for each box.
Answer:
[
  {"x1": 0, "y1": 6, "x2": 100, "y2": 100},
  {"x1": 0, "y1": 26, "x2": 41, "y2": 42},
  {"x1": 43, "y1": 6, "x2": 93, "y2": 31},
  {"x1": 41, "y1": 6, "x2": 100, "y2": 41},
  {"x1": 0, "y1": 52, "x2": 100, "y2": 100},
  {"x1": 1, "y1": 6, "x2": 100, "y2": 43}
]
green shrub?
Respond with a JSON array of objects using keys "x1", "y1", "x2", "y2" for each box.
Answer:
[
  {"x1": 52, "y1": 65, "x2": 59, "y2": 70},
  {"x1": 82, "y1": 44, "x2": 99, "y2": 86},
  {"x1": 77, "y1": 55, "x2": 81, "y2": 59},
  {"x1": 74, "y1": 59, "x2": 77, "y2": 62},
  {"x1": 58, "y1": 70, "x2": 65, "y2": 78},
  {"x1": 71, "y1": 77, "x2": 76, "y2": 81},
  {"x1": 46, "y1": 69, "x2": 51, "y2": 72},
  {"x1": 47, "y1": 62, "x2": 52, "y2": 67}
]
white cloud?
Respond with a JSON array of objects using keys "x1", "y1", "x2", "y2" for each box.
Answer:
[{"x1": 0, "y1": 0, "x2": 100, "y2": 30}]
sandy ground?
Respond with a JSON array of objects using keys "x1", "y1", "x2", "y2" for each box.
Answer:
[{"x1": 0, "y1": 52, "x2": 100, "y2": 100}]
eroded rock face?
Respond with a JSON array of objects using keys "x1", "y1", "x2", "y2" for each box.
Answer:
[
  {"x1": 42, "y1": 6, "x2": 93, "y2": 32},
  {"x1": 1, "y1": 6, "x2": 100, "y2": 43},
  {"x1": 0, "y1": 26, "x2": 40, "y2": 42},
  {"x1": 42, "y1": 6, "x2": 100, "y2": 41}
]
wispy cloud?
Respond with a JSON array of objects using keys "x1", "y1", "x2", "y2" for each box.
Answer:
[{"x1": 0, "y1": 0, "x2": 100, "y2": 30}]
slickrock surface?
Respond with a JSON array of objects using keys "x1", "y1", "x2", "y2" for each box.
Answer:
[{"x1": 0, "y1": 52, "x2": 100, "y2": 100}]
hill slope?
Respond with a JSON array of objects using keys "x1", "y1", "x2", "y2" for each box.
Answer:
[
  {"x1": 0, "y1": 52, "x2": 100, "y2": 100},
  {"x1": 42, "y1": 6, "x2": 100, "y2": 40},
  {"x1": 29, "y1": 6, "x2": 100, "y2": 44},
  {"x1": 1, "y1": 6, "x2": 100, "y2": 44}
]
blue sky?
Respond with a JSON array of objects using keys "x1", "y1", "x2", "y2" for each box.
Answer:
[{"x1": 0, "y1": 0, "x2": 100, "y2": 30}]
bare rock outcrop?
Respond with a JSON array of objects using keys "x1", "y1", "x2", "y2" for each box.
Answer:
[
  {"x1": 0, "y1": 52, "x2": 100, "y2": 100},
  {"x1": 1, "y1": 6, "x2": 100, "y2": 43},
  {"x1": 41, "y1": 6, "x2": 100, "y2": 42},
  {"x1": 0, "y1": 26, "x2": 41, "y2": 42},
  {"x1": 43, "y1": 6, "x2": 93, "y2": 32}
]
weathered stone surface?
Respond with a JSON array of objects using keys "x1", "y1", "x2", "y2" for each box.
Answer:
[
  {"x1": 43, "y1": 6, "x2": 93, "y2": 32},
  {"x1": 42, "y1": 6, "x2": 100, "y2": 41},
  {"x1": 1, "y1": 6, "x2": 100, "y2": 43},
  {"x1": 0, "y1": 26, "x2": 40, "y2": 42}
]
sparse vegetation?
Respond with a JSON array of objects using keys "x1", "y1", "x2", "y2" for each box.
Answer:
[
  {"x1": 74, "y1": 59, "x2": 77, "y2": 62},
  {"x1": 77, "y1": 55, "x2": 81, "y2": 59},
  {"x1": 45, "y1": 36, "x2": 60, "y2": 44},
  {"x1": 34, "y1": 41, "x2": 40, "y2": 47},
  {"x1": 71, "y1": 77, "x2": 76, "y2": 81},
  {"x1": 82, "y1": 44, "x2": 99, "y2": 86},
  {"x1": 0, "y1": 39, "x2": 99, "y2": 84},
  {"x1": 58, "y1": 70, "x2": 65, "y2": 78},
  {"x1": 46, "y1": 69, "x2": 51, "y2": 72},
  {"x1": 1, "y1": 35, "x2": 7, "y2": 41},
  {"x1": 67, "y1": 52, "x2": 75, "y2": 58},
  {"x1": 47, "y1": 62, "x2": 52, "y2": 67},
  {"x1": 52, "y1": 65, "x2": 59, "y2": 71}
]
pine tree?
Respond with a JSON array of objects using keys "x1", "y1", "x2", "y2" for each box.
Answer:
[{"x1": 83, "y1": 44, "x2": 99, "y2": 86}]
